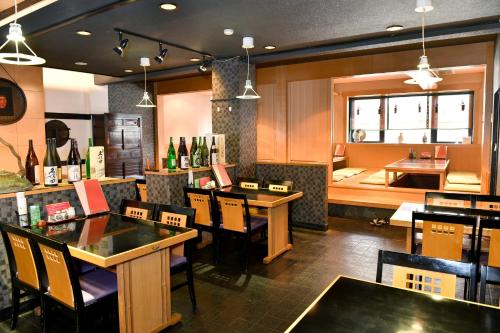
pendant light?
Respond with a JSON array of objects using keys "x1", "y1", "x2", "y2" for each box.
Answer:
[
  {"x1": 237, "y1": 36, "x2": 260, "y2": 100},
  {"x1": 404, "y1": 0, "x2": 442, "y2": 89},
  {"x1": 0, "y1": 0, "x2": 45, "y2": 65},
  {"x1": 136, "y1": 57, "x2": 156, "y2": 108}
]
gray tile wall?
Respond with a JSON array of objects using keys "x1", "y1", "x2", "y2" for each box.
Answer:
[
  {"x1": 108, "y1": 81, "x2": 157, "y2": 168},
  {"x1": 0, "y1": 181, "x2": 136, "y2": 311},
  {"x1": 256, "y1": 164, "x2": 329, "y2": 230}
]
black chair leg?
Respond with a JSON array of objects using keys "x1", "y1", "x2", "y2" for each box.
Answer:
[
  {"x1": 10, "y1": 287, "x2": 20, "y2": 329},
  {"x1": 41, "y1": 297, "x2": 48, "y2": 333},
  {"x1": 244, "y1": 235, "x2": 250, "y2": 272},
  {"x1": 76, "y1": 311, "x2": 86, "y2": 333},
  {"x1": 288, "y1": 222, "x2": 294, "y2": 245},
  {"x1": 186, "y1": 264, "x2": 197, "y2": 310}
]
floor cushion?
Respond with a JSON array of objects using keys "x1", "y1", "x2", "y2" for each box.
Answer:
[
  {"x1": 444, "y1": 181, "x2": 481, "y2": 193},
  {"x1": 333, "y1": 175, "x2": 345, "y2": 182},
  {"x1": 446, "y1": 171, "x2": 481, "y2": 185},
  {"x1": 360, "y1": 170, "x2": 403, "y2": 185},
  {"x1": 333, "y1": 168, "x2": 366, "y2": 178}
]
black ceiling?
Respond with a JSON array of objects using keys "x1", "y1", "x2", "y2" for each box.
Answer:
[{"x1": 3, "y1": 0, "x2": 500, "y2": 79}]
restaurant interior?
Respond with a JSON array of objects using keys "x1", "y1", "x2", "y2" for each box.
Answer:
[{"x1": 0, "y1": 0, "x2": 499, "y2": 332}]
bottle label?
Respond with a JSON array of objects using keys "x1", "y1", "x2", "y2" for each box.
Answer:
[
  {"x1": 44, "y1": 166, "x2": 58, "y2": 185},
  {"x1": 211, "y1": 153, "x2": 218, "y2": 165},
  {"x1": 67, "y1": 165, "x2": 81, "y2": 182},
  {"x1": 193, "y1": 151, "x2": 200, "y2": 167},
  {"x1": 180, "y1": 156, "x2": 189, "y2": 169},
  {"x1": 33, "y1": 165, "x2": 40, "y2": 184},
  {"x1": 168, "y1": 156, "x2": 177, "y2": 169},
  {"x1": 58, "y1": 167, "x2": 62, "y2": 180}
]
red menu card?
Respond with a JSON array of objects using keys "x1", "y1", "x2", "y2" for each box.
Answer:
[
  {"x1": 212, "y1": 164, "x2": 232, "y2": 188},
  {"x1": 334, "y1": 144, "x2": 346, "y2": 157},
  {"x1": 74, "y1": 179, "x2": 110, "y2": 216}
]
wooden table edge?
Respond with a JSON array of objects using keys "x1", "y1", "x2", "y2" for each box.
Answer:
[{"x1": 247, "y1": 191, "x2": 304, "y2": 208}]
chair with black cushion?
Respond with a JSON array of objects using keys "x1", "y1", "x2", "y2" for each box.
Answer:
[
  {"x1": 119, "y1": 199, "x2": 156, "y2": 220},
  {"x1": 424, "y1": 192, "x2": 473, "y2": 208},
  {"x1": 477, "y1": 218, "x2": 500, "y2": 268},
  {"x1": 31, "y1": 233, "x2": 118, "y2": 333},
  {"x1": 376, "y1": 250, "x2": 477, "y2": 301},
  {"x1": 474, "y1": 195, "x2": 500, "y2": 212},
  {"x1": 237, "y1": 177, "x2": 263, "y2": 190},
  {"x1": 0, "y1": 223, "x2": 43, "y2": 330},
  {"x1": 184, "y1": 187, "x2": 218, "y2": 260},
  {"x1": 411, "y1": 211, "x2": 477, "y2": 262},
  {"x1": 479, "y1": 265, "x2": 500, "y2": 305},
  {"x1": 213, "y1": 191, "x2": 268, "y2": 271},
  {"x1": 154, "y1": 204, "x2": 197, "y2": 310},
  {"x1": 263, "y1": 179, "x2": 295, "y2": 244}
]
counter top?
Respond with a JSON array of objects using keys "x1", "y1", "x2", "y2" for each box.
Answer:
[
  {"x1": 256, "y1": 161, "x2": 328, "y2": 167},
  {"x1": 145, "y1": 164, "x2": 237, "y2": 176},
  {"x1": 0, "y1": 177, "x2": 135, "y2": 200}
]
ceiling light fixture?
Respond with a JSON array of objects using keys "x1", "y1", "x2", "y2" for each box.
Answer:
[
  {"x1": 264, "y1": 45, "x2": 276, "y2": 50},
  {"x1": 0, "y1": 0, "x2": 46, "y2": 65},
  {"x1": 198, "y1": 56, "x2": 211, "y2": 73},
  {"x1": 223, "y1": 28, "x2": 234, "y2": 36},
  {"x1": 386, "y1": 24, "x2": 404, "y2": 32},
  {"x1": 74, "y1": 61, "x2": 87, "y2": 66},
  {"x1": 113, "y1": 31, "x2": 129, "y2": 56},
  {"x1": 124, "y1": 69, "x2": 133, "y2": 73},
  {"x1": 160, "y1": 3, "x2": 177, "y2": 11},
  {"x1": 190, "y1": 57, "x2": 201, "y2": 62},
  {"x1": 237, "y1": 36, "x2": 260, "y2": 100},
  {"x1": 154, "y1": 42, "x2": 168, "y2": 63},
  {"x1": 136, "y1": 57, "x2": 155, "y2": 108},
  {"x1": 404, "y1": 0, "x2": 442, "y2": 89},
  {"x1": 76, "y1": 30, "x2": 92, "y2": 36}
]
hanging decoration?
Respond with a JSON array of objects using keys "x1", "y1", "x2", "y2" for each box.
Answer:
[
  {"x1": 236, "y1": 37, "x2": 260, "y2": 100},
  {"x1": 136, "y1": 57, "x2": 156, "y2": 108}
]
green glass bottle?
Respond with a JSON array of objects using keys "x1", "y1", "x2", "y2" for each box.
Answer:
[
  {"x1": 201, "y1": 137, "x2": 209, "y2": 167},
  {"x1": 189, "y1": 137, "x2": 197, "y2": 167},
  {"x1": 167, "y1": 137, "x2": 177, "y2": 171},
  {"x1": 192, "y1": 137, "x2": 201, "y2": 168},
  {"x1": 86, "y1": 138, "x2": 93, "y2": 179}
]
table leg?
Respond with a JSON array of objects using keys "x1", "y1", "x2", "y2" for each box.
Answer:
[
  {"x1": 405, "y1": 229, "x2": 412, "y2": 253},
  {"x1": 264, "y1": 203, "x2": 292, "y2": 264},
  {"x1": 117, "y1": 248, "x2": 181, "y2": 333},
  {"x1": 439, "y1": 173, "x2": 445, "y2": 191},
  {"x1": 385, "y1": 171, "x2": 389, "y2": 188}
]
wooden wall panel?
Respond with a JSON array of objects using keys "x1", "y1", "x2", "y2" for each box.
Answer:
[
  {"x1": 288, "y1": 79, "x2": 331, "y2": 163},
  {"x1": 256, "y1": 84, "x2": 277, "y2": 161}
]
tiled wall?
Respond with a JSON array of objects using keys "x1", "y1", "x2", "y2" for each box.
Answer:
[
  {"x1": 0, "y1": 65, "x2": 45, "y2": 175},
  {"x1": 108, "y1": 82, "x2": 156, "y2": 168},
  {"x1": 256, "y1": 164, "x2": 329, "y2": 230},
  {"x1": 146, "y1": 168, "x2": 237, "y2": 206},
  {"x1": 212, "y1": 58, "x2": 257, "y2": 177},
  {"x1": 0, "y1": 181, "x2": 136, "y2": 311}
]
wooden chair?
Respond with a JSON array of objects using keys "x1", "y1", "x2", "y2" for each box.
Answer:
[
  {"x1": 479, "y1": 265, "x2": 500, "y2": 305},
  {"x1": 474, "y1": 195, "x2": 500, "y2": 212},
  {"x1": 237, "y1": 177, "x2": 263, "y2": 190},
  {"x1": 154, "y1": 204, "x2": 197, "y2": 310},
  {"x1": 0, "y1": 223, "x2": 43, "y2": 330},
  {"x1": 184, "y1": 187, "x2": 217, "y2": 258},
  {"x1": 424, "y1": 192, "x2": 472, "y2": 208},
  {"x1": 411, "y1": 211, "x2": 476, "y2": 261},
  {"x1": 263, "y1": 179, "x2": 295, "y2": 244},
  {"x1": 477, "y1": 218, "x2": 500, "y2": 268},
  {"x1": 376, "y1": 250, "x2": 477, "y2": 300},
  {"x1": 119, "y1": 199, "x2": 156, "y2": 220},
  {"x1": 213, "y1": 191, "x2": 268, "y2": 271},
  {"x1": 30, "y1": 233, "x2": 118, "y2": 333}
]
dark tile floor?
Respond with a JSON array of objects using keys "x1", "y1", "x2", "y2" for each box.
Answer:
[{"x1": 1, "y1": 217, "x2": 490, "y2": 333}]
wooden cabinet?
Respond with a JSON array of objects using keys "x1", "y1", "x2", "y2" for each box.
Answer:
[
  {"x1": 104, "y1": 114, "x2": 143, "y2": 178},
  {"x1": 288, "y1": 79, "x2": 331, "y2": 163}
]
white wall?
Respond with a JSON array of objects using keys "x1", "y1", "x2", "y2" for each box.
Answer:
[
  {"x1": 157, "y1": 90, "x2": 212, "y2": 162},
  {"x1": 43, "y1": 68, "x2": 108, "y2": 159}
]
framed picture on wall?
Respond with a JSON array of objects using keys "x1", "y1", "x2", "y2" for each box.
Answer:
[{"x1": 0, "y1": 78, "x2": 27, "y2": 125}]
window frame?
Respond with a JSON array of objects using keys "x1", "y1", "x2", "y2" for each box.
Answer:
[{"x1": 347, "y1": 91, "x2": 474, "y2": 144}]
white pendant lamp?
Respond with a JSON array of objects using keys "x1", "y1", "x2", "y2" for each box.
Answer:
[
  {"x1": 405, "y1": 0, "x2": 442, "y2": 89},
  {"x1": 0, "y1": 0, "x2": 45, "y2": 65},
  {"x1": 237, "y1": 36, "x2": 260, "y2": 100},
  {"x1": 136, "y1": 57, "x2": 156, "y2": 108}
]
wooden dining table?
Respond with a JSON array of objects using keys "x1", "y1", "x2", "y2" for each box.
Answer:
[
  {"x1": 220, "y1": 186, "x2": 303, "y2": 263},
  {"x1": 6, "y1": 213, "x2": 197, "y2": 333},
  {"x1": 286, "y1": 275, "x2": 500, "y2": 332},
  {"x1": 385, "y1": 158, "x2": 449, "y2": 190}
]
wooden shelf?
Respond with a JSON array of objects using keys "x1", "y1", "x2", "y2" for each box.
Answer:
[{"x1": 145, "y1": 164, "x2": 237, "y2": 177}]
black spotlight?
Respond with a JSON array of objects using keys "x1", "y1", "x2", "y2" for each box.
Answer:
[
  {"x1": 154, "y1": 43, "x2": 168, "y2": 64},
  {"x1": 113, "y1": 31, "x2": 129, "y2": 56},
  {"x1": 198, "y1": 56, "x2": 211, "y2": 73}
]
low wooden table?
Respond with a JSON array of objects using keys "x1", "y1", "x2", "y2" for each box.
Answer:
[
  {"x1": 385, "y1": 158, "x2": 449, "y2": 190},
  {"x1": 221, "y1": 187, "x2": 303, "y2": 264},
  {"x1": 286, "y1": 275, "x2": 500, "y2": 332},
  {"x1": 8, "y1": 213, "x2": 197, "y2": 333}
]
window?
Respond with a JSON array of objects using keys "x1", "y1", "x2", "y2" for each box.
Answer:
[{"x1": 348, "y1": 91, "x2": 473, "y2": 144}]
